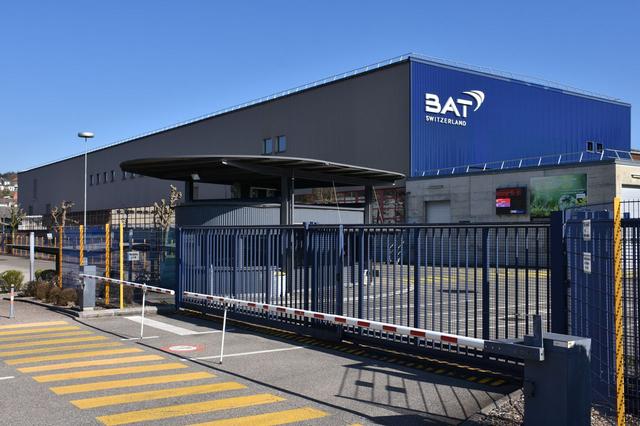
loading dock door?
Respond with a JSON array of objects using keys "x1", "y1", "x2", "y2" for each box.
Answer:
[{"x1": 425, "y1": 200, "x2": 451, "y2": 224}]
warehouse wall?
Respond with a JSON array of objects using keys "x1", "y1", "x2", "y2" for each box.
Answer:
[
  {"x1": 19, "y1": 61, "x2": 410, "y2": 215},
  {"x1": 405, "y1": 161, "x2": 625, "y2": 223}
]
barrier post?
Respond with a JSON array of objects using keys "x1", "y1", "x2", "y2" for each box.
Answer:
[
  {"x1": 79, "y1": 224, "x2": 84, "y2": 266},
  {"x1": 139, "y1": 285, "x2": 147, "y2": 340},
  {"x1": 29, "y1": 232, "x2": 35, "y2": 282},
  {"x1": 219, "y1": 303, "x2": 228, "y2": 364},
  {"x1": 9, "y1": 283, "x2": 15, "y2": 319},
  {"x1": 58, "y1": 226, "x2": 63, "y2": 288},
  {"x1": 104, "y1": 224, "x2": 110, "y2": 306},
  {"x1": 119, "y1": 222, "x2": 124, "y2": 309},
  {"x1": 612, "y1": 197, "x2": 625, "y2": 425}
]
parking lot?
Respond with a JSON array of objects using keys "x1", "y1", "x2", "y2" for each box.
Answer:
[{"x1": 0, "y1": 297, "x2": 516, "y2": 425}]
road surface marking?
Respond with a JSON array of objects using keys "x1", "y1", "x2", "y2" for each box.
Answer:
[
  {"x1": 50, "y1": 371, "x2": 216, "y2": 395},
  {"x1": 34, "y1": 362, "x2": 187, "y2": 383},
  {"x1": 0, "y1": 326, "x2": 79, "y2": 336},
  {"x1": 96, "y1": 393, "x2": 284, "y2": 425},
  {"x1": 5, "y1": 348, "x2": 143, "y2": 365},
  {"x1": 191, "y1": 346, "x2": 304, "y2": 361},
  {"x1": 0, "y1": 335, "x2": 108, "y2": 349},
  {"x1": 124, "y1": 316, "x2": 214, "y2": 335},
  {"x1": 18, "y1": 354, "x2": 164, "y2": 373},
  {"x1": 0, "y1": 330, "x2": 93, "y2": 342},
  {"x1": 71, "y1": 381, "x2": 246, "y2": 409},
  {"x1": 0, "y1": 375, "x2": 15, "y2": 381},
  {"x1": 0, "y1": 321, "x2": 68, "y2": 330},
  {"x1": 0, "y1": 342, "x2": 122, "y2": 357},
  {"x1": 188, "y1": 407, "x2": 329, "y2": 426},
  {"x1": 120, "y1": 336, "x2": 159, "y2": 341}
]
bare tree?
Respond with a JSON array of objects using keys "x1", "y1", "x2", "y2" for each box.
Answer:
[
  {"x1": 9, "y1": 204, "x2": 25, "y2": 252},
  {"x1": 51, "y1": 201, "x2": 75, "y2": 228},
  {"x1": 153, "y1": 185, "x2": 182, "y2": 259}
]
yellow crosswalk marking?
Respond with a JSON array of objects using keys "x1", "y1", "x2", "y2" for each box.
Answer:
[
  {"x1": 0, "y1": 326, "x2": 80, "y2": 336},
  {"x1": 51, "y1": 371, "x2": 215, "y2": 395},
  {"x1": 96, "y1": 393, "x2": 285, "y2": 426},
  {"x1": 71, "y1": 382, "x2": 247, "y2": 409},
  {"x1": 0, "y1": 330, "x2": 92, "y2": 343},
  {"x1": 34, "y1": 362, "x2": 188, "y2": 383},
  {"x1": 0, "y1": 321, "x2": 68, "y2": 330},
  {"x1": 18, "y1": 354, "x2": 164, "y2": 373},
  {"x1": 0, "y1": 342, "x2": 122, "y2": 357},
  {"x1": 6, "y1": 348, "x2": 143, "y2": 365},
  {"x1": 189, "y1": 407, "x2": 328, "y2": 426},
  {"x1": 0, "y1": 336, "x2": 108, "y2": 350}
]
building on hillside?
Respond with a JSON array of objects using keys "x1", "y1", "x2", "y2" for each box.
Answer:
[{"x1": 18, "y1": 53, "x2": 633, "y2": 224}]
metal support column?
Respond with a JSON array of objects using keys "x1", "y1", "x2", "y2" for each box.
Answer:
[
  {"x1": 550, "y1": 211, "x2": 568, "y2": 334},
  {"x1": 280, "y1": 176, "x2": 294, "y2": 225},
  {"x1": 364, "y1": 185, "x2": 374, "y2": 224}
]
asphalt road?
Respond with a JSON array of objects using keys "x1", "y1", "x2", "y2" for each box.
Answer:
[
  {"x1": 0, "y1": 299, "x2": 516, "y2": 425},
  {"x1": 0, "y1": 254, "x2": 55, "y2": 277}
]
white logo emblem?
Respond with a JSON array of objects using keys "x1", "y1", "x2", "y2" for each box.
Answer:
[{"x1": 424, "y1": 90, "x2": 485, "y2": 126}]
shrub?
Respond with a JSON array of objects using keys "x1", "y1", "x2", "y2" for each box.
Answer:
[
  {"x1": 36, "y1": 281, "x2": 52, "y2": 300},
  {"x1": 0, "y1": 278, "x2": 6, "y2": 293},
  {"x1": 23, "y1": 280, "x2": 39, "y2": 297},
  {"x1": 57, "y1": 288, "x2": 77, "y2": 307},
  {"x1": 38, "y1": 269, "x2": 57, "y2": 282},
  {"x1": 47, "y1": 286, "x2": 61, "y2": 304},
  {"x1": 1, "y1": 270, "x2": 24, "y2": 292}
]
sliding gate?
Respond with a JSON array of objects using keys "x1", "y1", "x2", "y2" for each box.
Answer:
[{"x1": 177, "y1": 223, "x2": 554, "y2": 360}]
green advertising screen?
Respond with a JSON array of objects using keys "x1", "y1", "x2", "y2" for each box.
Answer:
[{"x1": 529, "y1": 174, "x2": 587, "y2": 218}]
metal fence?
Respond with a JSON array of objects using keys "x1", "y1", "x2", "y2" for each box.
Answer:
[
  {"x1": 566, "y1": 204, "x2": 639, "y2": 415},
  {"x1": 178, "y1": 223, "x2": 552, "y2": 359}
]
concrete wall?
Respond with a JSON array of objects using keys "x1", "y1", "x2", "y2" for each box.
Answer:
[
  {"x1": 405, "y1": 161, "x2": 627, "y2": 223},
  {"x1": 19, "y1": 61, "x2": 410, "y2": 215}
]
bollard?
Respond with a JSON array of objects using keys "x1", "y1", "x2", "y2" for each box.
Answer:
[
  {"x1": 9, "y1": 284, "x2": 15, "y2": 319},
  {"x1": 219, "y1": 303, "x2": 228, "y2": 364},
  {"x1": 139, "y1": 285, "x2": 147, "y2": 340}
]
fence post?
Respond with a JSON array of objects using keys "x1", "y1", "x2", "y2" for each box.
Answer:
[
  {"x1": 79, "y1": 224, "x2": 84, "y2": 266},
  {"x1": 482, "y1": 227, "x2": 490, "y2": 340},
  {"x1": 612, "y1": 197, "x2": 625, "y2": 425},
  {"x1": 105, "y1": 224, "x2": 110, "y2": 306},
  {"x1": 58, "y1": 225, "x2": 63, "y2": 288},
  {"x1": 335, "y1": 225, "x2": 344, "y2": 315},
  {"x1": 550, "y1": 211, "x2": 568, "y2": 334},
  {"x1": 413, "y1": 228, "x2": 420, "y2": 329},
  {"x1": 303, "y1": 223, "x2": 310, "y2": 311},
  {"x1": 175, "y1": 227, "x2": 182, "y2": 309},
  {"x1": 357, "y1": 228, "x2": 365, "y2": 319},
  {"x1": 119, "y1": 222, "x2": 124, "y2": 309}
]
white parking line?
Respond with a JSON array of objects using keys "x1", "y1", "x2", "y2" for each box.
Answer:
[
  {"x1": 124, "y1": 316, "x2": 222, "y2": 336},
  {"x1": 0, "y1": 376, "x2": 15, "y2": 381},
  {"x1": 120, "y1": 336, "x2": 160, "y2": 341},
  {"x1": 190, "y1": 346, "x2": 305, "y2": 361}
]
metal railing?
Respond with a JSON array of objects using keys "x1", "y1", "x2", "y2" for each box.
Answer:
[
  {"x1": 178, "y1": 223, "x2": 552, "y2": 359},
  {"x1": 416, "y1": 149, "x2": 637, "y2": 177}
]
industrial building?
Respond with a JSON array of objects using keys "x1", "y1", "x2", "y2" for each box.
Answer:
[{"x1": 18, "y1": 54, "x2": 633, "y2": 223}]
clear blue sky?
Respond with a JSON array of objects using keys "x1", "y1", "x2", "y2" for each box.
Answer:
[{"x1": 1, "y1": 1, "x2": 638, "y2": 172}]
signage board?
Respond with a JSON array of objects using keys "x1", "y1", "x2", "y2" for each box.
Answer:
[{"x1": 127, "y1": 251, "x2": 140, "y2": 262}]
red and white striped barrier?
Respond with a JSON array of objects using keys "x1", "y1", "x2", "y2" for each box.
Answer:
[
  {"x1": 183, "y1": 291, "x2": 485, "y2": 350},
  {"x1": 79, "y1": 274, "x2": 175, "y2": 295}
]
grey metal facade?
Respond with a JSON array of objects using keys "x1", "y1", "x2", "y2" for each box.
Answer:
[{"x1": 19, "y1": 61, "x2": 411, "y2": 215}]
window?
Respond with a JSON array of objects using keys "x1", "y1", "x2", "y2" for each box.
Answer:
[
  {"x1": 596, "y1": 142, "x2": 604, "y2": 153},
  {"x1": 276, "y1": 135, "x2": 287, "y2": 153},
  {"x1": 90, "y1": 175, "x2": 94, "y2": 186},
  {"x1": 103, "y1": 172, "x2": 107, "y2": 183},
  {"x1": 96, "y1": 173, "x2": 100, "y2": 185},
  {"x1": 586, "y1": 141, "x2": 594, "y2": 152},
  {"x1": 262, "y1": 138, "x2": 273, "y2": 155},
  {"x1": 110, "y1": 170, "x2": 115, "y2": 182}
]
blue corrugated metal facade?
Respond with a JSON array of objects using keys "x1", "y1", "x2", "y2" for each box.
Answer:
[{"x1": 410, "y1": 58, "x2": 631, "y2": 176}]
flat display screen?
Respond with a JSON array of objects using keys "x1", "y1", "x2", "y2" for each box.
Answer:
[{"x1": 496, "y1": 187, "x2": 527, "y2": 214}]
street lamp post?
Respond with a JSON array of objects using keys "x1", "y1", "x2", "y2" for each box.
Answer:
[{"x1": 77, "y1": 132, "x2": 94, "y2": 258}]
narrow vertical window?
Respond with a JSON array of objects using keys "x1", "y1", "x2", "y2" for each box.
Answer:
[
  {"x1": 276, "y1": 135, "x2": 287, "y2": 153},
  {"x1": 263, "y1": 138, "x2": 273, "y2": 155}
]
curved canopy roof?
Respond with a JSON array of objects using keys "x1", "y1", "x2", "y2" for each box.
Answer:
[{"x1": 121, "y1": 155, "x2": 404, "y2": 189}]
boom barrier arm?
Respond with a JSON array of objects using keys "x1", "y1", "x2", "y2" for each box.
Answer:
[{"x1": 80, "y1": 274, "x2": 174, "y2": 339}]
